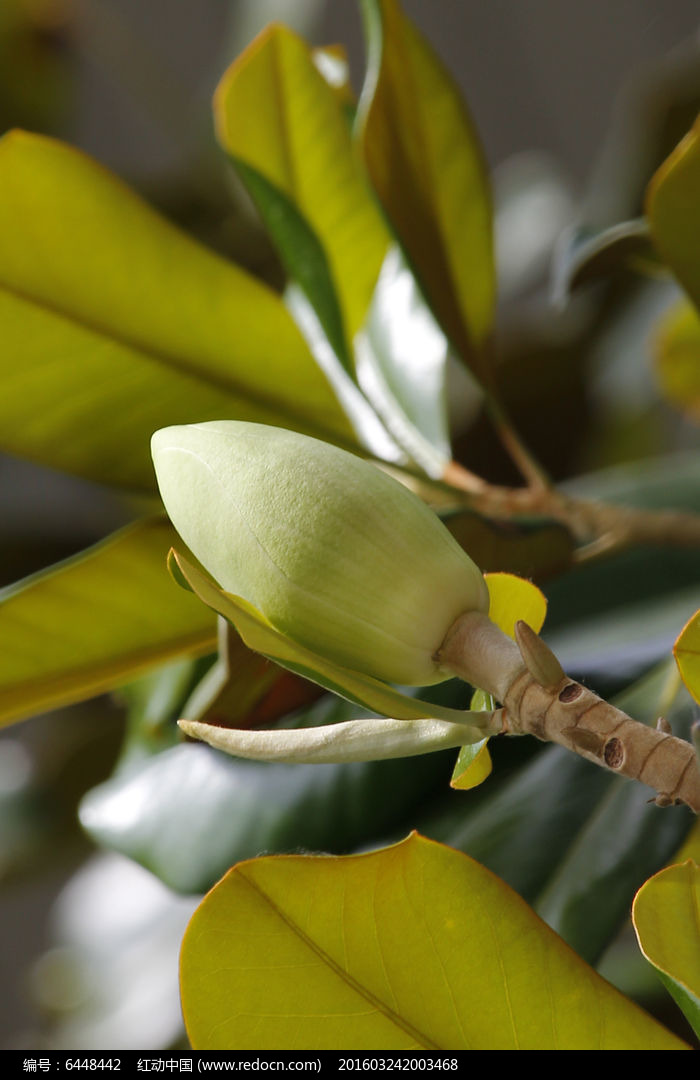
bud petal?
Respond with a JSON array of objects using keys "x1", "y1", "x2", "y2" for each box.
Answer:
[
  {"x1": 152, "y1": 421, "x2": 488, "y2": 686},
  {"x1": 178, "y1": 715, "x2": 489, "y2": 764}
]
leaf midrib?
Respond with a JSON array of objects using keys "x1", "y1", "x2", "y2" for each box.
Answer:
[
  {"x1": 0, "y1": 278, "x2": 348, "y2": 449},
  {"x1": 238, "y1": 868, "x2": 443, "y2": 1050}
]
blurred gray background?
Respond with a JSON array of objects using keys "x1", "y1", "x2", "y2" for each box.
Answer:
[{"x1": 1, "y1": 0, "x2": 699, "y2": 1051}]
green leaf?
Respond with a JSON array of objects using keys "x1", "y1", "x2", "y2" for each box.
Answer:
[
  {"x1": 356, "y1": 0, "x2": 494, "y2": 377},
  {"x1": 180, "y1": 833, "x2": 685, "y2": 1050},
  {"x1": 548, "y1": 584, "x2": 700, "y2": 689},
  {"x1": 647, "y1": 118, "x2": 700, "y2": 310},
  {"x1": 214, "y1": 24, "x2": 389, "y2": 364},
  {"x1": 543, "y1": 452, "x2": 700, "y2": 687},
  {"x1": 0, "y1": 520, "x2": 216, "y2": 727},
  {"x1": 633, "y1": 860, "x2": 700, "y2": 1039},
  {"x1": 552, "y1": 219, "x2": 660, "y2": 302},
  {"x1": 354, "y1": 245, "x2": 451, "y2": 475},
  {"x1": 674, "y1": 607, "x2": 700, "y2": 704},
  {"x1": 654, "y1": 300, "x2": 700, "y2": 421},
  {"x1": 433, "y1": 664, "x2": 695, "y2": 964},
  {"x1": 450, "y1": 688, "x2": 493, "y2": 792},
  {"x1": 171, "y1": 550, "x2": 484, "y2": 727},
  {"x1": 532, "y1": 667, "x2": 696, "y2": 963},
  {"x1": 0, "y1": 131, "x2": 352, "y2": 491},
  {"x1": 116, "y1": 657, "x2": 201, "y2": 765},
  {"x1": 180, "y1": 618, "x2": 281, "y2": 728},
  {"x1": 444, "y1": 508, "x2": 574, "y2": 580},
  {"x1": 80, "y1": 696, "x2": 452, "y2": 894},
  {"x1": 233, "y1": 159, "x2": 354, "y2": 374},
  {"x1": 563, "y1": 448, "x2": 700, "y2": 511}
]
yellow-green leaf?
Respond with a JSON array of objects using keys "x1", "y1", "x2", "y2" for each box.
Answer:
[
  {"x1": 654, "y1": 300, "x2": 700, "y2": 420},
  {"x1": 633, "y1": 860, "x2": 700, "y2": 1039},
  {"x1": 647, "y1": 118, "x2": 700, "y2": 309},
  {"x1": 0, "y1": 521, "x2": 216, "y2": 727},
  {"x1": 356, "y1": 0, "x2": 495, "y2": 376},
  {"x1": 180, "y1": 833, "x2": 685, "y2": 1050},
  {"x1": 451, "y1": 574, "x2": 547, "y2": 790},
  {"x1": 450, "y1": 743, "x2": 493, "y2": 791},
  {"x1": 0, "y1": 131, "x2": 352, "y2": 492},
  {"x1": 215, "y1": 25, "x2": 389, "y2": 349},
  {"x1": 672, "y1": 819, "x2": 700, "y2": 864},
  {"x1": 674, "y1": 607, "x2": 700, "y2": 704}
]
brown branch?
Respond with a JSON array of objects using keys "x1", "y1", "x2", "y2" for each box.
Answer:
[
  {"x1": 436, "y1": 612, "x2": 700, "y2": 813},
  {"x1": 439, "y1": 468, "x2": 700, "y2": 556}
]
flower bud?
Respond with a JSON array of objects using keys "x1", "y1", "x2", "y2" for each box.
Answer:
[{"x1": 151, "y1": 421, "x2": 489, "y2": 686}]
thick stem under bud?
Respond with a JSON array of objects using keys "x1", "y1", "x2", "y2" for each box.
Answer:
[{"x1": 437, "y1": 613, "x2": 700, "y2": 813}]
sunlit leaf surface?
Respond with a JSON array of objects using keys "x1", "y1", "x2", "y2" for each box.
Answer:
[
  {"x1": 215, "y1": 24, "x2": 389, "y2": 364},
  {"x1": 357, "y1": 0, "x2": 494, "y2": 377},
  {"x1": 633, "y1": 860, "x2": 700, "y2": 1039},
  {"x1": 0, "y1": 521, "x2": 216, "y2": 726},
  {"x1": 180, "y1": 833, "x2": 685, "y2": 1050},
  {"x1": 0, "y1": 131, "x2": 351, "y2": 491}
]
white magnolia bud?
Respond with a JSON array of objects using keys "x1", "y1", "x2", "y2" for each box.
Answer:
[{"x1": 151, "y1": 421, "x2": 489, "y2": 686}]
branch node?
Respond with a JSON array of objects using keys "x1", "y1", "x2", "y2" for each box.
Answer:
[
  {"x1": 514, "y1": 620, "x2": 565, "y2": 691},
  {"x1": 559, "y1": 682, "x2": 584, "y2": 703},
  {"x1": 656, "y1": 716, "x2": 672, "y2": 735},
  {"x1": 562, "y1": 726, "x2": 605, "y2": 756}
]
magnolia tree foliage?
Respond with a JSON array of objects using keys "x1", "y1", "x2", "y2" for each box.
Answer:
[{"x1": 0, "y1": 0, "x2": 700, "y2": 1053}]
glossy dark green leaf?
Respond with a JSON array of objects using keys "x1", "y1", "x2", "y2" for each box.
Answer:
[
  {"x1": 232, "y1": 159, "x2": 354, "y2": 373},
  {"x1": 431, "y1": 665, "x2": 695, "y2": 965},
  {"x1": 443, "y1": 508, "x2": 574, "y2": 580},
  {"x1": 546, "y1": 453, "x2": 700, "y2": 685},
  {"x1": 80, "y1": 694, "x2": 452, "y2": 894},
  {"x1": 0, "y1": 131, "x2": 352, "y2": 492},
  {"x1": 356, "y1": 0, "x2": 494, "y2": 378}
]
